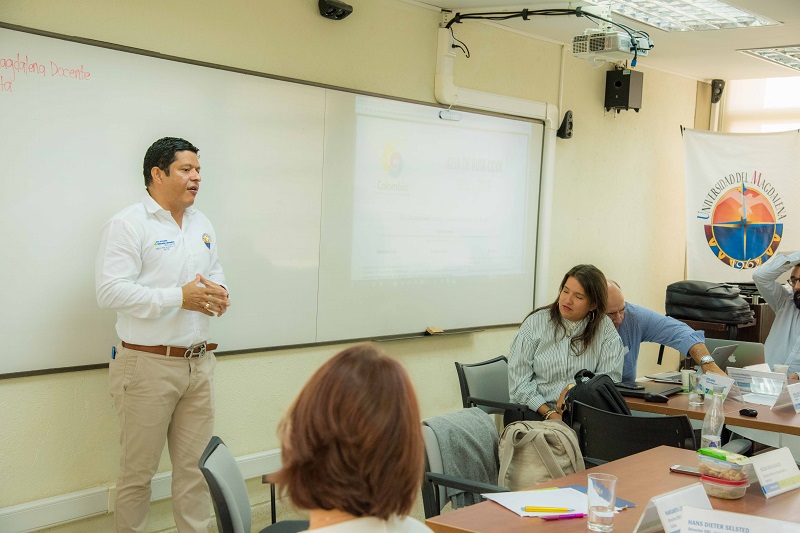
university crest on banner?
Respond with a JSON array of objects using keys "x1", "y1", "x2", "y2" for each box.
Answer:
[{"x1": 684, "y1": 129, "x2": 800, "y2": 281}]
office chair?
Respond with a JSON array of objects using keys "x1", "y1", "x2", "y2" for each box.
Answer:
[
  {"x1": 455, "y1": 356, "x2": 537, "y2": 425},
  {"x1": 570, "y1": 401, "x2": 697, "y2": 464},
  {"x1": 198, "y1": 436, "x2": 309, "y2": 533},
  {"x1": 421, "y1": 408, "x2": 508, "y2": 518}
]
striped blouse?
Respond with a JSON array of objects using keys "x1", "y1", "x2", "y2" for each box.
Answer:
[{"x1": 508, "y1": 308, "x2": 624, "y2": 412}]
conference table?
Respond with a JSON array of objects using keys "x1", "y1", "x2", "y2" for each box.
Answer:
[
  {"x1": 624, "y1": 390, "x2": 800, "y2": 436},
  {"x1": 424, "y1": 446, "x2": 800, "y2": 533}
]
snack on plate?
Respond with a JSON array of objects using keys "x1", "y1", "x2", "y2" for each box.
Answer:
[{"x1": 700, "y1": 474, "x2": 749, "y2": 499}]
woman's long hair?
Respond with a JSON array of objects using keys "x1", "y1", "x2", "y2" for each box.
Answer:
[{"x1": 528, "y1": 264, "x2": 608, "y2": 355}]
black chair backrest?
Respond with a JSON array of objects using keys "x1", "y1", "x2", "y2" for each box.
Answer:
[
  {"x1": 454, "y1": 356, "x2": 510, "y2": 413},
  {"x1": 455, "y1": 356, "x2": 538, "y2": 425},
  {"x1": 570, "y1": 401, "x2": 696, "y2": 463},
  {"x1": 198, "y1": 436, "x2": 309, "y2": 533}
]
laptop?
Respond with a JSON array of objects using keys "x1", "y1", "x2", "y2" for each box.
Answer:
[
  {"x1": 614, "y1": 380, "x2": 683, "y2": 399},
  {"x1": 705, "y1": 338, "x2": 766, "y2": 372},
  {"x1": 644, "y1": 344, "x2": 739, "y2": 383}
]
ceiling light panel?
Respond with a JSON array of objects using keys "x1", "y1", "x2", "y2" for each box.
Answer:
[
  {"x1": 740, "y1": 47, "x2": 800, "y2": 73},
  {"x1": 583, "y1": 0, "x2": 780, "y2": 32}
]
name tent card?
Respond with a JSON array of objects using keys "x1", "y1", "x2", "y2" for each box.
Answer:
[
  {"x1": 749, "y1": 447, "x2": 800, "y2": 499},
  {"x1": 770, "y1": 381, "x2": 800, "y2": 412},
  {"x1": 633, "y1": 483, "x2": 710, "y2": 533},
  {"x1": 727, "y1": 368, "x2": 788, "y2": 406},
  {"x1": 702, "y1": 373, "x2": 735, "y2": 398},
  {"x1": 681, "y1": 507, "x2": 800, "y2": 532}
]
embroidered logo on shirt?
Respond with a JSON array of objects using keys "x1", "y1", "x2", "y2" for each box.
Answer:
[
  {"x1": 154, "y1": 240, "x2": 176, "y2": 251},
  {"x1": 202, "y1": 233, "x2": 211, "y2": 249}
]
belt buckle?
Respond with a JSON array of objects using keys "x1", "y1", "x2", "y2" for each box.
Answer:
[{"x1": 184, "y1": 342, "x2": 207, "y2": 359}]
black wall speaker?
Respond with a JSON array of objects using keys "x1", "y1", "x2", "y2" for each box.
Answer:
[
  {"x1": 557, "y1": 110, "x2": 573, "y2": 139},
  {"x1": 318, "y1": 0, "x2": 353, "y2": 20},
  {"x1": 711, "y1": 79, "x2": 725, "y2": 104},
  {"x1": 604, "y1": 69, "x2": 643, "y2": 113}
]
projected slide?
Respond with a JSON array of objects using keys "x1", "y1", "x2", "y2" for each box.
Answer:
[{"x1": 351, "y1": 97, "x2": 532, "y2": 280}]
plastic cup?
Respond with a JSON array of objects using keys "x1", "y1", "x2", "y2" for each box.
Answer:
[
  {"x1": 681, "y1": 368, "x2": 696, "y2": 391},
  {"x1": 587, "y1": 473, "x2": 617, "y2": 532},
  {"x1": 688, "y1": 373, "x2": 705, "y2": 406}
]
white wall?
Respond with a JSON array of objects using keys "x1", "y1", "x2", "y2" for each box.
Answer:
[{"x1": 0, "y1": 0, "x2": 696, "y2": 530}]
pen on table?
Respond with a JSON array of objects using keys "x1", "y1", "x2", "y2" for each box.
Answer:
[
  {"x1": 522, "y1": 506, "x2": 573, "y2": 513},
  {"x1": 541, "y1": 513, "x2": 587, "y2": 521}
]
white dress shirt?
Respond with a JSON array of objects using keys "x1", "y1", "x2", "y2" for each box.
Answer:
[
  {"x1": 96, "y1": 194, "x2": 227, "y2": 346},
  {"x1": 310, "y1": 516, "x2": 433, "y2": 532},
  {"x1": 508, "y1": 309, "x2": 624, "y2": 411},
  {"x1": 752, "y1": 251, "x2": 800, "y2": 377}
]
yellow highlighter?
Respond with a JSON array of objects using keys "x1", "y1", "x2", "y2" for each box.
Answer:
[{"x1": 523, "y1": 506, "x2": 573, "y2": 513}]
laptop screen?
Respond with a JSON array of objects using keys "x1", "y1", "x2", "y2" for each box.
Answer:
[{"x1": 705, "y1": 339, "x2": 766, "y2": 371}]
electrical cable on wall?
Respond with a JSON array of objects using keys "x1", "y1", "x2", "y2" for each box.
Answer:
[{"x1": 444, "y1": 7, "x2": 653, "y2": 66}]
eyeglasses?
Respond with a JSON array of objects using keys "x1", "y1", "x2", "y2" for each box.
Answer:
[
  {"x1": 606, "y1": 305, "x2": 626, "y2": 318},
  {"x1": 790, "y1": 277, "x2": 800, "y2": 286}
]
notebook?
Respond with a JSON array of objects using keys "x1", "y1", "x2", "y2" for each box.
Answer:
[
  {"x1": 705, "y1": 338, "x2": 766, "y2": 372},
  {"x1": 614, "y1": 381, "x2": 683, "y2": 398}
]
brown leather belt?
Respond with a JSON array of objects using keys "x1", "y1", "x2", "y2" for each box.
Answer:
[{"x1": 121, "y1": 341, "x2": 218, "y2": 358}]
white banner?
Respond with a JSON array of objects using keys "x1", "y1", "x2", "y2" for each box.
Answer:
[{"x1": 684, "y1": 129, "x2": 800, "y2": 281}]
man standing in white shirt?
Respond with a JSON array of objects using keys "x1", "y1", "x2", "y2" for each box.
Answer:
[
  {"x1": 752, "y1": 251, "x2": 800, "y2": 379},
  {"x1": 96, "y1": 137, "x2": 231, "y2": 532}
]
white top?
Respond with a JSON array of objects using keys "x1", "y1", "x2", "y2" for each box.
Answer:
[
  {"x1": 95, "y1": 194, "x2": 227, "y2": 345},
  {"x1": 309, "y1": 516, "x2": 433, "y2": 532},
  {"x1": 508, "y1": 309, "x2": 624, "y2": 411},
  {"x1": 752, "y1": 251, "x2": 800, "y2": 377}
]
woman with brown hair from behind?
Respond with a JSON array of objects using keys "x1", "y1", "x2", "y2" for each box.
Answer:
[{"x1": 272, "y1": 343, "x2": 433, "y2": 532}]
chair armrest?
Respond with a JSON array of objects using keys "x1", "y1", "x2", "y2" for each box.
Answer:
[
  {"x1": 467, "y1": 396, "x2": 533, "y2": 414},
  {"x1": 424, "y1": 472, "x2": 509, "y2": 494}
]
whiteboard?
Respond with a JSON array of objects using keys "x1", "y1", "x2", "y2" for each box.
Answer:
[{"x1": 0, "y1": 26, "x2": 543, "y2": 375}]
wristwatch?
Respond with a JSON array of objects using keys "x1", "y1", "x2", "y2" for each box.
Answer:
[{"x1": 699, "y1": 355, "x2": 715, "y2": 366}]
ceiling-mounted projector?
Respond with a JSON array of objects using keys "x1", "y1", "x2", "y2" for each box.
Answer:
[{"x1": 572, "y1": 29, "x2": 652, "y2": 64}]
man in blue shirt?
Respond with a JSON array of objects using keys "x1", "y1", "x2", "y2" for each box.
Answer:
[{"x1": 607, "y1": 281, "x2": 725, "y2": 382}]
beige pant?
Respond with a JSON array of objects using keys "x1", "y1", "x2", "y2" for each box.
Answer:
[{"x1": 109, "y1": 345, "x2": 216, "y2": 533}]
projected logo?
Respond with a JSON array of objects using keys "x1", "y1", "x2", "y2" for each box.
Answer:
[
  {"x1": 703, "y1": 183, "x2": 783, "y2": 269},
  {"x1": 381, "y1": 144, "x2": 403, "y2": 178}
]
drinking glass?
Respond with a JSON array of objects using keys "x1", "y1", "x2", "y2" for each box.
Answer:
[
  {"x1": 688, "y1": 372, "x2": 705, "y2": 406},
  {"x1": 587, "y1": 473, "x2": 617, "y2": 532}
]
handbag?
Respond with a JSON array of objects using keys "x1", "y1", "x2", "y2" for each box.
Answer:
[
  {"x1": 562, "y1": 369, "x2": 630, "y2": 426},
  {"x1": 497, "y1": 419, "x2": 584, "y2": 491},
  {"x1": 665, "y1": 280, "x2": 754, "y2": 324}
]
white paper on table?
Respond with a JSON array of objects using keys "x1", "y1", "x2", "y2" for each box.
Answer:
[
  {"x1": 742, "y1": 392, "x2": 778, "y2": 406},
  {"x1": 481, "y1": 487, "x2": 588, "y2": 517},
  {"x1": 681, "y1": 506, "x2": 800, "y2": 532}
]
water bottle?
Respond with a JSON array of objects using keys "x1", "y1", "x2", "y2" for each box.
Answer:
[{"x1": 700, "y1": 385, "x2": 725, "y2": 448}]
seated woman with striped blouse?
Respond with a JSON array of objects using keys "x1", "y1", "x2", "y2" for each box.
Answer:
[{"x1": 508, "y1": 264, "x2": 624, "y2": 422}]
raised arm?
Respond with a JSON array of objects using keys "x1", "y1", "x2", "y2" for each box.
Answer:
[{"x1": 752, "y1": 251, "x2": 800, "y2": 310}]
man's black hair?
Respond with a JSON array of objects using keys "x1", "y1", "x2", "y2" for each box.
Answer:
[{"x1": 143, "y1": 137, "x2": 199, "y2": 188}]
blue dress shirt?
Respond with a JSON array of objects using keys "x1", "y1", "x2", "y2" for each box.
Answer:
[{"x1": 618, "y1": 302, "x2": 705, "y2": 382}]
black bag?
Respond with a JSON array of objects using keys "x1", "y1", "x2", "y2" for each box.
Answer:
[
  {"x1": 665, "y1": 280, "x2": 754, "y2": 324},
  {"x1": 562, "y1": 369, "x2": 630, "y2": 426}
]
